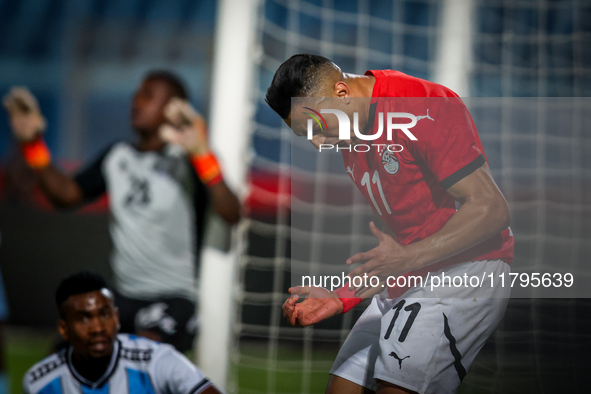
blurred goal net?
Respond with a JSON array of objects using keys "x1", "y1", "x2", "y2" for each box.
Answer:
[{"x1": 231, "y1": 1, "x2": 591, "y2": 393}]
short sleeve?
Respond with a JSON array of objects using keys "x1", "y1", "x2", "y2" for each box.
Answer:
[
  {"x1": 153, "y1": 347, "x2": 214, "y2": 394},
  {"x1": 410, "y1": 99, "x2": 485, "y2": 189},
  {"x1": 73, "y1": 145, "x2": 113, "y2": 201},
  {"x1": 22, "y1": 376, "x2": 31, "y2": 394}
]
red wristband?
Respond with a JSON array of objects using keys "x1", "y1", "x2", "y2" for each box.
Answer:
[
  {"x1": 190, "y1": 152, "x2": 223, "y2": 186},
  {"x1": 21, "y1": 137, "x2": 51, "y2": 169},
  {"x1": 334, "y1": 286, "x2": 362, "y2": 314}
]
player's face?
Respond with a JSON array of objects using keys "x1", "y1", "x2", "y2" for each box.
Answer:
[
  {"x1": 58, "y1": 290, "x2": 120, "y2": 360},
  {"x1": 131, "y1": 78, "x2": 173, "y2": 133}
]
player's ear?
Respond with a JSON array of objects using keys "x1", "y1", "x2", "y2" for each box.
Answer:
[
  {"x1": 57, "y1": 319, "x2": 69, "y2": 342},
  {"x1": 333, "y1": 82, "x2": 351, "y2": 106}
]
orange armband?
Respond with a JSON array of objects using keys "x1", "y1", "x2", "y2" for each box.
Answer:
[
  {"x1": 191, "y1": 152, "x2": 223, "y2": 186},
  {"x1": 21, "y1": 137, "x2": 51, "y2": 169}
]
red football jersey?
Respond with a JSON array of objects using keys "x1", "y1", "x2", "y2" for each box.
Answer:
[{"x1": 336, "y1": 70, "x2": 513, "y2": 308}]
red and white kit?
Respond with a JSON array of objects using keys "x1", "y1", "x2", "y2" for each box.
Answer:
[{"x1": 331, "y1": 70, "x2": 514, "y2": 393}]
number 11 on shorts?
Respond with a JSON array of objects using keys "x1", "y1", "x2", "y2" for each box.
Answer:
[{"x1": 384, "y1": 300, "x2": 421, "y2": 342}]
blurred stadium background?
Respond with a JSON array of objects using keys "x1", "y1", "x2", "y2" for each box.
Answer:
[{"x1": 0, "y1": 0, "x2": 590, "y2": 393}]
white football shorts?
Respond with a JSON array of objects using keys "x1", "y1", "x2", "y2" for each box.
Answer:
[{"x1": 329, "y1": 259, "x2": 511, "y2": 394}]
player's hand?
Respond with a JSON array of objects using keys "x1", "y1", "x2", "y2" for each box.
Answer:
[
  {"x1": 2, "y1": 87, "x2": 47, "y2": 142},
  {"x1": 282, "y1": 286, "x2": 343, "y2": 326},
  {"x1": 346, "y1": 221, "x2": 420, "y2": 297},
  {"x1": 160, "y1": 98, "x2": 209, "y2": 155}
]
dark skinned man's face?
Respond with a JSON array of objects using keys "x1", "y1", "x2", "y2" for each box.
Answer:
[
  {"x1": 58, "y1": 290, "x2": 119, "y2": 360},
  {"x1": 131, "y1": 78, "x2": 174, "y2": 134}
]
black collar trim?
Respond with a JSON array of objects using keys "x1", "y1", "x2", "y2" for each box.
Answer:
[{"x1": 67, "y1": 339, "x2": 121, "y2": 389}]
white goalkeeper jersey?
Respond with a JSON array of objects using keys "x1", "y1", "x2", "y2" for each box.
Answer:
[
  {"x1": 23, "y1": 334, "x2": 213, "y2": 394},
  {"x1": 73, "y1": 141, "x2": 209, "y2": 299}
]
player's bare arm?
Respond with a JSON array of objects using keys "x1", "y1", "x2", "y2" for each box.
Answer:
[
  {"x1": 207, "y1": 182, "x2": 241, "y2": 224},
  {"x1": 3, "y1": 87, "x2": 85, "y2": 208},
  {"x1": 282, "y1": 202, "x2": 400, "y2": 326},
  {"x1": 285, "y1": 162, "x2": 509, "y2": 323},
  {"x1": 347, "y1": 163, "x2": 510, "y2": 296},
  {"x1": 33, "y1": 166, "x2": 86, "y2": 207}
]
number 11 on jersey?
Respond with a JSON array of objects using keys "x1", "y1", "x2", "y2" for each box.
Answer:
[{"x1": 361, "y1": 170, "x2": 392, "y2": 215}]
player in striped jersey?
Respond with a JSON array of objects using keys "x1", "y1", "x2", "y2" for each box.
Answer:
[{"x1": 23, "y1": 272, "x2": 221, "y2": 394}]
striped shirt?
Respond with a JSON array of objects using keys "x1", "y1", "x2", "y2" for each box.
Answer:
[{"x1": 23, "y1": 334, "x2": 213, "y2": 394}]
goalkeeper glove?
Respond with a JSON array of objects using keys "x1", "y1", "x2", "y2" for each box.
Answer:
[
  {"x1": 3, "y1": 87, "x2": 51, "y2": 168},
  {"x1": 3, "y1": 87, "x2": 47, "y2": 142},
  {"x1": 160, "y1": 98, "x2": 222, "y2": 186}
]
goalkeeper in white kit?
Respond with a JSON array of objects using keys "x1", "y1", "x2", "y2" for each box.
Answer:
[{"x1": 3, "y1": 71, "x2": 241, "y2": 352}]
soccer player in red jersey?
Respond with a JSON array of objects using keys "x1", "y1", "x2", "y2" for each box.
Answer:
[{"x1": 266, "y1": 54, "x2": 513, "y2": 394}]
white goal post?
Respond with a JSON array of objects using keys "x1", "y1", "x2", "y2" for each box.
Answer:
[
  {"x1": 196, "y1": 0, "x2": 260, "y2": 390},
  {"x1": 434, "y1": 0, "x2": 475, "y2": 96}
]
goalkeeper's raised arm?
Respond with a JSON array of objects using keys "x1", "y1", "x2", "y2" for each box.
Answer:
[
  {"x1": 161, "y1": 97, "x2": 241, "y2": 224},
  {"x1": 2, "y1": 84, "x2": 240, "y2": 223},
  {"x1": 3, "y1": 87, "x2": 84, "y2": 208}
]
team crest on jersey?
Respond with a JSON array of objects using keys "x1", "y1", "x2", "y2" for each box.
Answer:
[{"x1": 382, "y1": 150, "x2": 399, "y2": 175}]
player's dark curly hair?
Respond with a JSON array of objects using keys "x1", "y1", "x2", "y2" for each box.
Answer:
[
  {"x1": 265, "y1": 54, "x2": 337, "y2": 119},
  {"x1": 56, "y1": 271, "x2": 111, "y2": 316},
  {"x1": 144, "y1": 70, "x2": 189, "y2": 100}
]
